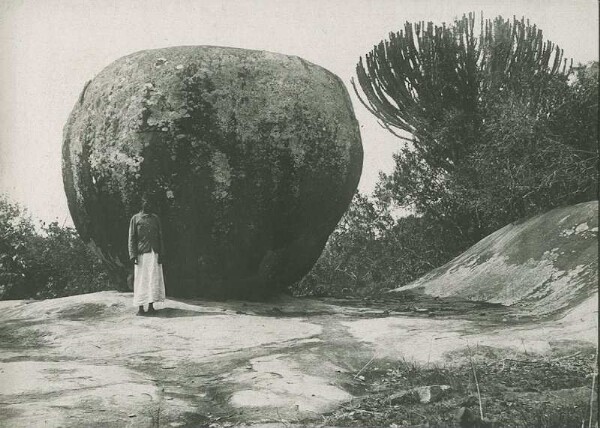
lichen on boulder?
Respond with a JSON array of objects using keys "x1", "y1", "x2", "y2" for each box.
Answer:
[{"x1": 62, "y1": 46, "x2": 363, "y2": 299}]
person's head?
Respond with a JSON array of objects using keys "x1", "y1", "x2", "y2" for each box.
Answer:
[{"x1": 140, "y1": 195, "x2": 151, "y2": 213}]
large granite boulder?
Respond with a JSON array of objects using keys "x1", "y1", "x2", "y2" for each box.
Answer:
[{"x1": 62, "y1": 46, "x2": 363, "y2": 299}]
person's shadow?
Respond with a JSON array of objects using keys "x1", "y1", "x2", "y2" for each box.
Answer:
[{"x1": 150, "y1": 308, "x2": 206, "y2": 318}]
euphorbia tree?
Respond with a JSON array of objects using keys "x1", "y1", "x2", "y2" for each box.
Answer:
[{"x1": 353, "y1": 14, "x2": 582, "y2": 240}]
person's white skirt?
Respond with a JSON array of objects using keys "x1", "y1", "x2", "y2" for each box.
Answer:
[{"x1": 133, "y1": 250, "x2": 166, "y2": 306}]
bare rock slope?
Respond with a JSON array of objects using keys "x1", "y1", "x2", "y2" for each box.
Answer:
[{"x1": 396, "y1": 201, "x2": 598, "y2": 318}]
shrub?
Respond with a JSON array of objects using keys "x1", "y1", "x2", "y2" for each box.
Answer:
[
  {"x1": 292, "y1": 193, "x2": 468, "y2": 297},
  {"x1": 0, "y1": 196, "x2": 111, "y2": 300}
]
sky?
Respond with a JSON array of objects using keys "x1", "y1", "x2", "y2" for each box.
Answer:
[{"x1": 0, "y1": 0, "x2": 598, "y2": 224}]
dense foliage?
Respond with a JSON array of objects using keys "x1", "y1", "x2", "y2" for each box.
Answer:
[
  {"x1": 295, "y1": 16, "x2": 597, "y2": 296},
  {"x1": 354, "y1": 15, "x2": 597, "y2": 242},
  {"x1": 292, "y1": 193, "x2": 467, "y2": 296},
  {"x1": 0, "y1": 197, "x2": 110, "y2": 300}
]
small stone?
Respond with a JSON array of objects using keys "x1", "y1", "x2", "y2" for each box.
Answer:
[
  {"x1": 128, "y1": 414, "x2": 136, "y2": 418},
  {"x1": 176, "y1": 64, "x2": 184, "y2": 70},
  {"x1": 389, "y1": 390, "x2": 420, "y2": 405},
  {"x1": 390, "y1": 385, "x2": 451, "y2": 405},
  {"x1": 460, "y1": 395, "x2": 479, "y2": 406},
  {"x1": 155, "y1": 58, "x2": 167, "y2": 67},
  {"x1": 415, "y1": 385, "x2": 451, "y2": 403},
  {"x1": 455, "y1": 407, "x2": 472, "y2": 426}
]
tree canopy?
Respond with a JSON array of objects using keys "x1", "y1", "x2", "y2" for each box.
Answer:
[
  {"x1": 353, "y1": 14, "x2": 569, "y2": 147},
  {"x1": 353, "y1": 14, "x2": 596, "y2": 242}
]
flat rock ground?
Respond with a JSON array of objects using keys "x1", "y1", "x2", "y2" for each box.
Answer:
[{"x1": 0, "y1": 290, "x2": 597, "y2": 427}]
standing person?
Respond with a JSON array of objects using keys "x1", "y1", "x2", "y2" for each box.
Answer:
[{"x1": 128, "y1": 196, "x2": 166, "y2": 315}]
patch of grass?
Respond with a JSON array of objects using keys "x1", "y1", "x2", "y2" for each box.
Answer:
[
  {"x1": 57, "y1": 303, "x2": 109, "y2": 321},
  {"x1": 0, "y1": 320, "x2": 47, "y2": 349},
  {"x1": 301, "y1": 346, "x2": 598, "y2": 427}
]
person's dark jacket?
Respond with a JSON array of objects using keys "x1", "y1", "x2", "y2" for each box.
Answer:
[{"x1": 128, "y1": 212, "x2": 165, "y2": 261}]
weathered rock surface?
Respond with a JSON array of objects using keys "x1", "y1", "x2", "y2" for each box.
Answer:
[
  {"x1": 62, "y1": 46, "x2": 363, "y2": 298},
  {"x1": 1, "y1": 290, "x2": 595, "y2": 427},
  {"x1": 395, "y1": 201, "x2": 598, "y2": 317}
]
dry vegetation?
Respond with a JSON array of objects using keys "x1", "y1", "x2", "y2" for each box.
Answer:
[{"x1": 301, "y1": 346, "x2": 598, "y2": 428}]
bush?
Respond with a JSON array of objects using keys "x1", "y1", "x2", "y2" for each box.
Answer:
[
  {"x1": 0, "y1": 198, "x2": 35, "y2": 298},
  {"x1": 0, "y1": 196, "x2": 111, "y2": 300},
  {"x1": 291, "y1": 193, "x2": 468, "y2": 297}
]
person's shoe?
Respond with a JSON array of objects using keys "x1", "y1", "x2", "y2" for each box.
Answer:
[
  {"x1": 136, "y1": 310, "x2": 146, "y2": 316},
  {"x1": 147, "y1": 306, "x2": 157, "y2": 315}
]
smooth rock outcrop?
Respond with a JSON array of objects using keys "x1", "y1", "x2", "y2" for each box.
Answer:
[
  {"x1": 62, "y1": 46, "x2": 363, "y2": 298},
  {"x1": 395, "y1": 201, "x2": 598, "y2": 316},
  {"x1": 1, "y1": 291, "x2": 595, "y2": 426}
]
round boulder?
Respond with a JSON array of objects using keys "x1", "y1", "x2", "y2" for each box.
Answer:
[{"x1": 62, "y1": 46, "x2": 363, "y2": 299}]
